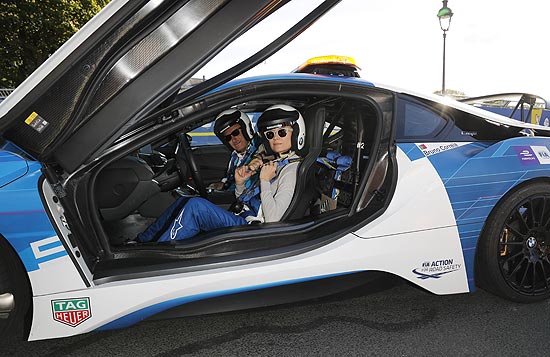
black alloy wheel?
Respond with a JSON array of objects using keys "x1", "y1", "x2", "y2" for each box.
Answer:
[{"x1": 477, "y1": 182, "x2": 550, "y2": 302}]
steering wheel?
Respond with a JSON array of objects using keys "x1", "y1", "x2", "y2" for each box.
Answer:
[{"x1": 175, "y1": 133, "x2": 208, "y2": 198}]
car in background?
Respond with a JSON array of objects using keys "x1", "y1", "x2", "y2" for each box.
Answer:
[
  {"x1": 2, "y1": 0, "x2": 550, "y2": 342},
  {"x1": 462, "y1": 93, "x2": 550, "y2": 127}
]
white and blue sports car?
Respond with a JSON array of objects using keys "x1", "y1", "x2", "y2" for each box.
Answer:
[{"x1": 1, "y1": 0, "x2": 550, "y2": 341}]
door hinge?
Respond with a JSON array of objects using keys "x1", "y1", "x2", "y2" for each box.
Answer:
[{"x1": 41, "y1": 165, "x2": 66, "y2": 198}]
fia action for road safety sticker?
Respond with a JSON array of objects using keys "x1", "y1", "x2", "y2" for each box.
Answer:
[{"x1": 412, "y1": 258, "x2": 462, "y2": 280}]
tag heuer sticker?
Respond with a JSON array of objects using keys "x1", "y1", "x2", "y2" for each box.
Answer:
[
  {"x1": 24, "y1": 111, "x2": 49, "y2": 133},
  {"x1": 52, "y1": 297, "x2": 91, "y2": 327}
]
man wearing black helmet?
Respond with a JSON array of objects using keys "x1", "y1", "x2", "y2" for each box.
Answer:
[
  {"x1": 210, "y1": 109, "x2": 265, "y2": 191},
  {"x1": 136, "y1": 104, "x2": 305, "y2": 242}
]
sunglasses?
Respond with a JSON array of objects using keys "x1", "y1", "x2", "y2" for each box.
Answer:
[
  {"x1": 224, "y1": 128, "x2": 241, "y2": 141},
  {"x1": 264, "y1": 127, "x2": 293, "y2": 140}
]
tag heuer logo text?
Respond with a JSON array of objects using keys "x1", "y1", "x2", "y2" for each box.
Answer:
[{"x1": 51, "y1": 297, "x2": 91, "y2": 327}]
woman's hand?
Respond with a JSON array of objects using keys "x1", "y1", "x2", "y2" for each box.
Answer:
[
  {"x1": 235, "y1": 166, "x2": 254, "y2": 185},
  {"x1": 260, "y1": 161, "x2": 277, "y2": 182}
]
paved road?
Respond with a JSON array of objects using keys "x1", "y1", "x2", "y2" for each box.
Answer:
[{"x1": 3, "y1": 279, "x2": 549, "y2": 356}]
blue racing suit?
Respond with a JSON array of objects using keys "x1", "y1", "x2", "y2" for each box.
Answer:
[{"x1": 137, "y1": 197, "x2": 247, "y2": 242}]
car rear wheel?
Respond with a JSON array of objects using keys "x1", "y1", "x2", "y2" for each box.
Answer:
[
  {"x1": 477, "y1": 182, "x2": 550, "y2": 302},
  {"x1": 0, "y1": 237, "x2": 31, "y2": 338}
]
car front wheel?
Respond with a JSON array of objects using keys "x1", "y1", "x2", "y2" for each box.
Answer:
[
  {"x1": 477, "y1": 182, "x2": 550, "y2": 302},
  {"x1": 0, "y1": 236, "x2": 31, "y2": 338}
]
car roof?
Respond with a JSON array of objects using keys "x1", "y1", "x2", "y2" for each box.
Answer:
[{"x1": 209, "y1": 73, "x2": 375, "y2": 94}]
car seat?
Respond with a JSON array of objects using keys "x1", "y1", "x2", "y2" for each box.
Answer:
[{"x1": 280, "y1": 106, "x2": 325, "y2": 221}]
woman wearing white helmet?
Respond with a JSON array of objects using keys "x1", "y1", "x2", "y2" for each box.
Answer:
[
  {"x1": 136, "y1": 104, "x2": 305, "y2": 242},
  {"x1": 234, "y1": 104, "x2": 305, "y2": 223}
]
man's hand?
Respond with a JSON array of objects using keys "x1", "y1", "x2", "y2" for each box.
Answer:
[
  {"x1": 247, "y1": 157, "x2": 263, "y2": 172},
  {"x1": 235, "y1": 166, "x2": 254, "y2": 185},
  {"x1": 207, "y1": 182, "x2": 225, "y2": 191},
  {"x1": 260, "y1": 161, "x2": 277, "y2": 182}
]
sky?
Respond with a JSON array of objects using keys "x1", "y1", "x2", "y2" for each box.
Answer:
[{"x1": 198, "y1": 0, "x2": 550, "y2": 100}]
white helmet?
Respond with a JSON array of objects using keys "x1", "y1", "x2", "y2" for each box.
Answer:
[{"x1": 257, "y1": 104, "x2": 306, "y2": 153}]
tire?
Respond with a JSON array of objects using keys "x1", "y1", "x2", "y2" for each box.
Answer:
[
  {"x1": 477, "y1": 182, "x2": 550, "y2": 302},
  {"x1": 0, "y1": 236, "x2": 31, "y2": 338}
]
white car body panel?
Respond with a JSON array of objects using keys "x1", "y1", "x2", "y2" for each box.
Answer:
[
  {"x1": 28, "y1": 147, "x2": 470, "y2": 340},
  {"x1": 356, "y1": 147, "x2": 458, "y2": 237},
  {"x1": 30, "y1": 229, "x2": 469, "y2": 340},
  {"x1": 28, "y1": 255, "x2": 87, "y2": 297}
]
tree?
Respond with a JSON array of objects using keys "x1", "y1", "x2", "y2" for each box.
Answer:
[{"x1": 0, "y1": 0, "x2": 110, "y2": 88}]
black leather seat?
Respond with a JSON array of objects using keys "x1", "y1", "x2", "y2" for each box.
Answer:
[{"x1": 280, "y1": 106, "x2": 325, "y2": 221}]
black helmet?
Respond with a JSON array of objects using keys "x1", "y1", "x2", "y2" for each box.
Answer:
[
  {"x1": 214, "y1": 109, "x2": 254, "y2": 150},
  {"x1": 257, "y1": 104, "x2": 306, "y2": 154}
]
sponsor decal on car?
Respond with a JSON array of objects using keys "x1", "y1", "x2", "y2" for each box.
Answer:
[
  {"x1": 514, "y1": 145, "x2": 550, "y2": 166},
  {"x1": 24, "y1": 111, "x2": 49, "y2": 133},
  {"x1": 412, "y1": 259, "x2": 461, "y2": 279},
  {"x1": 532, "y1": 146, "x2": 550, "y2": 164},
  {"x1": 52, "y1": 297, "x2": 91, "y2": 327},
  {"x1": 416, "y1": 142, "x2": 469, "y2": 157}
]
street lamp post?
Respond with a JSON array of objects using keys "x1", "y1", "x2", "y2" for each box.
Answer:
[{"x1": 437, "y1": 0, "x2": 453, "y2": 96}]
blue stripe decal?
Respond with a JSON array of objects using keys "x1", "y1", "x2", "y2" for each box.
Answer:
[
  {"x1": 38, "y1": 240, "x2": 62, "y2": 252},
  {"x1": 36, "y1": 250, "x2": 67, "y2": 264},
  {"x1": 96, "y1": 271, "x2": 361, "y2": 331},
  {"x1": 399, "y1": 143, "x2": 425, "y2": 161},
  {"x1": 401, "y1": 138, "x2": 550, "y2": 292}
]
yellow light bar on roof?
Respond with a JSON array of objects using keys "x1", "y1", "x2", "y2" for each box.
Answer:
[{"x1": 297, "y1": 55, "x2": 361, "y2": 72}]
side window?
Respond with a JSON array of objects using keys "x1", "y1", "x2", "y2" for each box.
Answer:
[
  {"x1": 248, "y1": 112, "x2": 261, "y2": 132},
  {"x1": 396, "y1": 99, "x2": 447, "y2": 140},
  {"x1": 189, "y1": 122, "x2": 219, "y2": 147}
]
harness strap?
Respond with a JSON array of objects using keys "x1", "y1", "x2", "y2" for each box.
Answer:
[
  {"x1": 238, "y1": 156, "x2": 302, "y2": 217},
  {"x1": 316, "y1": 153, "x2": 352, "y2": 199},
  {"x1": 225, "y1": 136, "x2": 261, "y2": 189}
]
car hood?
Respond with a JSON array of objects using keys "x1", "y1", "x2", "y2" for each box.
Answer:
[{"x1": 0, "y1": 0, "x2": 339, "y2": 174}]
